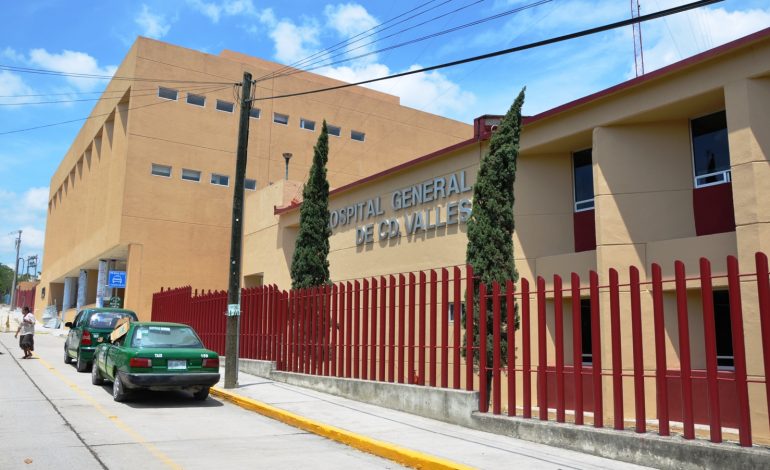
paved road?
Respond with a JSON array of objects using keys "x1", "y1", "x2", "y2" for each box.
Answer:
[{"x1": 0, "y1": 332, "x2": 403, "y2": 470}]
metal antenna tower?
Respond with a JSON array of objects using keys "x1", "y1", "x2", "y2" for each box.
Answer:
[{"x1": 632, "y1": 0, "x2": 645, "y2": 77}]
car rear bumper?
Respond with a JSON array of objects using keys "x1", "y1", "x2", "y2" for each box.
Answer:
[{"x1": 119, "y1": 372, "x2": 220, "y2": 389}]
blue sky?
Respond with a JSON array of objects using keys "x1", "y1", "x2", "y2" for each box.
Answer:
[{"x1": 1, "y1": 0, "x2": 768, "y2": 269}]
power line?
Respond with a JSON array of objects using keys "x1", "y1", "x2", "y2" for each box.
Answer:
[
  {"x1": 0, "y1": 64, "x2": 237, "y2": 85},
  {"x1": 0, "y1": 84, "x2": 230, "y2": 106},
  {"x1": 251, "y1": 0, "x2": 723, "y2": 103},
  {"x1": 269, "y1": 0, "x2": 550, "y2": 80},
  {"x1": 0, "y1": 85, "x2": 232, "y2": 136}
]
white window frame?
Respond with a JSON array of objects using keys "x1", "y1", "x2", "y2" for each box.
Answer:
[
  {"x1": 210, "y1": 173, "x2": 230, "y2": 187},
  {"x1": 181, "y1": 168, "x2": 201, "y2": 183},
  {"x1": 244, "y1": 178, "x2": 257, "y2": 191},
  {"x1": 157, "y1": 87, "x2": 178, "y2": 101},
  {"x1": 327, "y1": 124, "x2": 341, "y2": 137},
  {"x1": 350, "y1": 130, "x2": 365, "y2": 142},
  {"x1": 216, "y1": 99, "x2": 234, "y2": 113},
  {"x1": 249, "y1": 108, "x2": 261, "y2": 120},
  {"x1": 689, "y1": 111, "x2": 732, "y2": 189},
  {"x1": 151, "y1": 163, "x2": 172, "y2": 178},
  {"x1": 273, "y1": 113, "x2": 289, "y2": 125},
  {"x1": 300, "y1": 118, "x2": 316, "y2": 131},
  {"x1": 186, "y1": 93, "x2": 206, "y2": 107},
  {"x1": 572, "y1": 148, "x2": 594, "y2": 212}
]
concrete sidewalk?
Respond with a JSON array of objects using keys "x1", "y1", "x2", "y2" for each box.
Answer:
[{"x1": 215, "y1": 370, "x2": 652, "y2": 470}]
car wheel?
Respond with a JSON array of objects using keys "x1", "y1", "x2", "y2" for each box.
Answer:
[
  {"x1": 193, "y1": 387, "x2": 210, "y2": 401},
  {"x1": 113, "y1": 374, "x2": 129, "y2": 402},
  {"x1": 64, "y1": 347, "x2": 73, "y2": 365},
  {"x1": 91, "y1": 364, "x2": 104, "y2": 385},
  {"x1": 76, "y1": 352, "x2": 90, "y2": 372}
]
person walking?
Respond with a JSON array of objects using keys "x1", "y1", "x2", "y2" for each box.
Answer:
[{"x1": 14, "y1": 306, "x2": 35, "y2": 359}]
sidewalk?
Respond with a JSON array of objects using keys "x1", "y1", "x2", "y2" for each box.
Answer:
[{"x1": 214, "y1": 370, "x2": 651, "y2": 470}]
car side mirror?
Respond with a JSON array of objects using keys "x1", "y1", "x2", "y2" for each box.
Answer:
[{"x1": 64, "y1": 322, "x2": 73, "y2": 328}]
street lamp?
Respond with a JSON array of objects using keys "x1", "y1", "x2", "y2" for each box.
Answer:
[{"x1": 283, "y1": 152, "x2": 292, "y2": 180}]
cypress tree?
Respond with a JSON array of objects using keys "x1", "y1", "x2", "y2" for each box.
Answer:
[
  {"x1": 464, "y1": 88, "x2": 526, "y2": 388},
  {"x1": 290, "y1": 120, "x2": 331, "y2": 289}
]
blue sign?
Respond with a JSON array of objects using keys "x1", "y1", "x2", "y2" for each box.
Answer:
[{"x1": 108, "y1": 271, "x2": 127, "y2": 288}]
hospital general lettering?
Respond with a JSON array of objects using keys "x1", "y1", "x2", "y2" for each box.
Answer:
[{"x1": 328, "y1": 171, "x2": 473, "y2": 246}]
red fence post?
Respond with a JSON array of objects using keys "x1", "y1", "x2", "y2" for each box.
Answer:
[
  {"x1": 652, "y1": 263, "x2": 669, "y2": 436},
  {"x1": 346, "y1": 282, "x2": 353, "y2": 378},
  {"x1": 589, "y1": 271, "x2": 603, "y2": 428},
  {"x1": 361, "y1": 279, "x2": 369, "y2": 381},
  {"x1": 506, "y1": 279, "x2": 515, "y2": 417},
  {"x1": 453, "y1": 267, "x2": 462, "y2": 390},
  {"x1": 675, "y1": 260, "x2": 695, "y2": 440},
  {"x1": 756, "y1": 252, "x2": 770, "y2": 436},
  {"x1": 522, "y1": 278, "x2": 532, "y2": 419},
  {"x1": 388, "y1": 275, "x2": 396, "y2": 383},
  {"x1": 571, "y1": 273, "x2": 583, "y2": 425},
  {"x1": 465, "y1": 266, "x2": 474, "y2": 391},
  {"x1": 699, "y1": 257, "x2": 722, "y2": 443},
  {"x1": 537, "y1": 276, "x2": 547, "y2": 421},
  {"x1": 409, "y1": 273, "x2": 416, "y2": 384},
  {"x1": 630, "y1": 266, "x2": 646, "y2": 433},
  {"x1": 379, "y1": 276, "x2": 387, "y2": 382},
  {"x1": 441, "y1": 269, "x2": 449, "y2": 389},
  {"x1": 429, "y1": 270, "x2": 437, "y2": 387},
  {"x1": 554, "y1": 274, "x2": 565, "y2": 423},
  {"x1": 727, "y1": 256, "x2": 752, "y2": 447},
  {"x1": 330, "y1": 286, "x2": 338, "y2": 376},
  {"x1": 370, "y1": 278, "x2": 378, "y2": 381},
  {"x1": 492, "y1": 281, "x2": 502, "y2": 415},
  {"x1": 354, "y1": 281, "x2": 361, "y2": 379},
  {"x1": 479, "y1": 283, "x2": 488, "y2": 413},
  {"x1": 609, "y1": 268, "x2": 623, "y2": 430},
  {"x1": 399, "y1": 274, "x2": 406, "y2": 384}
]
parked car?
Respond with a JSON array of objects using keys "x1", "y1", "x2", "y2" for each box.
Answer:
[
  {"x1": 92, "y1": 321, "x2": 220, "y2": 402},
  {"x1": 64, "y1": 308, "x2": 139, "y2": 372}
]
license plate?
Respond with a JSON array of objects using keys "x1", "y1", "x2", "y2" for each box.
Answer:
[{"x1": 168, "y1": 360, "x2": 187, "y2": 370}]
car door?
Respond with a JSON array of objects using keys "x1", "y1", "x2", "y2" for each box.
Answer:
[
  {"x1": 66, "y1": 311, "x2": 84, "y2": 357},
  {"x1": 105, "y1": 331, "x2": 127, "y2": 381}
]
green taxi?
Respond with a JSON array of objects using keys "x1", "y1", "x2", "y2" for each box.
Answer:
[
  {"x1": 64, "y1": 308, "x2": 139, "y2": 372},
  {"x1": 92, "y1": 321, "x2": 220, "y2": 402}
]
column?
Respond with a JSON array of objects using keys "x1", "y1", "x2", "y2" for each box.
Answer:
[
  {"x1": 62, "y1": 277, "x2": 77, "y2": 311},
  {"x1": 76, "y1": 270, "x2": 87, "y2": 310},
  {"x1": 96, "y1": 260, "x2": 108, "y2": 308}
]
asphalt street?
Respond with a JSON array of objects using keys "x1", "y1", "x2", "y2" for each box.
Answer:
[{"x1": 0, "y1": 331, "x2": 403, "y2": 470}]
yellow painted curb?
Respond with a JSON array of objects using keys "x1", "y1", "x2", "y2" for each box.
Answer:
[{"x1": 210, "y1": 387, "x2": 475, "y2": 470}]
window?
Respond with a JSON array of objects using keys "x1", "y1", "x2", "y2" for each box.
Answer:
[
  {"x1": 573, "y1": 149, "x2": 594, "y2": 212},
  {"x1": 447, "y1": 302, "x2": 466, "y2": 323},
  {"x1": 211, "y1": 173, "x2": 229, "y2": 186},
  {"x1": 151, "y1": 163, "x2": 172, "y2": 178},
  {"x1": 216, "y1": 100, "x2": 234, "y2": 113},
  {"x1": 351, "y1": 130, "x2": 365, "y2": 142},
  {"x1": 691, "y1": 111, "x2": 731, "y2": 188},
  {"x1": 300, "y1": 118, "x2": 316, "y2": 131},
  {"x1": 713, "y1": 290, "x2": 734, "y2": 369},
  {"x1": 249, "y1": 108, "x2": 261, "y2": 119},
  {"x1": 327, "y1": 124, "x2": 341, "y2": 137},
  {"x1": 245, "y1": 178, "x2": 257, "y2": 191},
  {"x1": 181, "y1": 168, "x2": 201, "y2": 182},
  {"x1": 158, "y1": 87, "x2": 178, "y2": 101},
  {"x1": 580, "y1": 299, "x2": 593, "y2": 364},
  {"x1": 187, "y1": 93, "x2": 205, "y2": 107},
  {"x1": 273, "y1": 113, "x2": 289, "y2": 125}
]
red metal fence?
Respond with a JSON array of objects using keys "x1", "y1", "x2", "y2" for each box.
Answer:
[
  {"x1": 14, "y1": 286, "x2": 36, "y2": 311},
  {"x1": 153, "y1": 253, "x2": 770, "y2": 447}
]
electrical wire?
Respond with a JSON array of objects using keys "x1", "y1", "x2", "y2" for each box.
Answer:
[
  {"x1": 251, "y1": 0, "x2": 723, "y2": 103},
  {"x1": 0, "y1": 64, "x2": 238, "y2": 85},
  {"x1": 0, "y1": 85, "x2": 231, "y2": 136}
]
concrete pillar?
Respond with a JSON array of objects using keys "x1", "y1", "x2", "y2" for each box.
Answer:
[
  {"x1": 76, "y1": 269, "x2": 87, "y2": 310},
  {"x1": 96, "y1": 260, "x2": 108, "y2": 308},
  {"x1": 62, "y1": 277, "x2": 77, "y2": 311}
]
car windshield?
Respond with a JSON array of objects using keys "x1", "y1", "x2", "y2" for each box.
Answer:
[
  {"x1": 88, "y1": 311, "x2": 136, "y2": 329},
  {"x1": 130, "y1": 325, "x2": 204, "y2": 349}
]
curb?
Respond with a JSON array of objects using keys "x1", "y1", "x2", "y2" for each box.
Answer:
[{"x1": 210, "y1": 387, "x2": 475, "y2": 470}]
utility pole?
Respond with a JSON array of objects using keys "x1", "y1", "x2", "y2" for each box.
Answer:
[
  {"x1": 631, "y1": 0, "x2": 645, "y2": 77},
  {"x1": 9, "y1": 230, "x2": 21, "y2": 309},
  {"x1": 224, "y1": 72, "x2": 253, "y2": 389}
]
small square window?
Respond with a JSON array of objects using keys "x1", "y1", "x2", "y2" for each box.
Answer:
[
  {"x1": 249, "y1": 108, "x2": 261, "y2": 119},
  {"x1": 181, "y1": 168, "x2": 201, "y2": 182},
  {"x1": 245, "y1": 179, "x2": 257, "y2": 190},
  {"x1": 300, "y1": 118, "x2": 316, "y2": 131},
  {"x1": 328, "y1": 125, "x2": 341, "y2": 137},
  {"x1": 151, "y1": 164, "x2": 172, "y2": 178},
  {"x1": 158, "y1": 87, "x2": 178, "y2": 101},
  {"x1": 351, "y1": 130, "x2": 365, "y2": 142},
  {"x1": 211, "y1": 173, "x2": 230, "y2": 186},
  {"x1": 216, "y1": 100, "x2": 234, "y2": 113},
  {"x1": 273, "y1": 113, "x2": 289, "y2": 125},
  {"x1": 187, "y1": 94, "x2": 205, "y2": 107}
]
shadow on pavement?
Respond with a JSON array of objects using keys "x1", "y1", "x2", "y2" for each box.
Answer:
[{"x1": 92, "y1": 384, "x2": 225, "y2": 409}]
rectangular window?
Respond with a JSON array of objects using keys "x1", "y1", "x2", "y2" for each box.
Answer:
[
  {"x1": 211, "y1": 173, "x2": 230, "y2": 186},
  {"x1": 151, "y1": 163, "x2": 172, "y2": 178},
  {"x1": 573, "y1": 149, "x2": 594, "y2": 212},
  {"x1": 216, "y1": 100, "x2": 234, "y2": 113},
  {"x1": 181, "y1": 168, "x2": 201, "y2": 182},
  {"x1": 249, "y1": 108, "x2": 261, "y2": 119},
  {"x1": 714, "y1": 290, "x2": 734, "y2": 369},
  {"x1": 328, "y1": 124, "x2": 341, "y2": 137},
  {"x1": 300, "y1": 118, "x2": 316, "y2": 131},
  {"x1": 580, "y1": 299, "x2": 593, "y2": 364},
  {"x1": 273, "y1": 113, "x2": 289, "y2": 125},
  {"x1": 186, "y1": 93, "x2": 205, "y2": 107},
  {"x1": 447, "y1": 303, "x2": 466, "y2": 323},
  {"x1": 691, "y1": 111, "x2": 731, "y2": 188},
  {"x1": 245, "y1": 178, "x2": 257, "y2": 190},
  {"x1": 157, "y1": 87, "x2": 178, "y2": 101},
  {"x1": 351, "y1": 130, "x2": 365, "y2": 142}
]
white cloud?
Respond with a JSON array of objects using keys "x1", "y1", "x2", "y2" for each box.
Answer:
[
  {"x1": 269, "y1": 20, "x2": 321, "y2": 64},
  {"x1": 259, "y1": 8, "x2": 277, "y2": 27},
  {"x1": 0, "y1": 70, "x2": 36, "y2": 105},
  {"x1": 28, "y1": 49, "x2": 117, "y2": 91},
  {"x1": 325, "y1": 4, "x2": 378, "y2": 38},
  {"x1": 1, "y1": 47, "x2": 25, "y2": 62},
  {"x1": 188, "y1": 0, "x2": 259, "y2": 23},
  {"x1": 135, "y1": 4, "x2": 171, "y2": 39},
  {"x1": 22, "y1": 187, "x2": 49, "y2": 212}
]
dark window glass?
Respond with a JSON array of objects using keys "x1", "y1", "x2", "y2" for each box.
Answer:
[
  {"x1": 328, "y1": 125, "x2": 341, "y2": 137},
  {"x1": 273, "y1": 113, "x2": 289, "y2": 125},
  {"x1": 580, "y1": 299, "x2": 592, "y2": 364},
  {"x1": 211, "y1": 173, "x2": 229, "y2": 186},
  {"x1": 244, "y1": 178, "x2": 257, "y2": 190},
  {"x1": 88, "y1": 311, "x2": 136, "y2": 329},
  {"x1": 158, "y1": 87, "x2": 178, "y2": 100},
  {"x1": 691, "y1": 111, "x2": 730, "y2": 186},
  {"x1": 187, "y1": 93, "x2": 205, "y2": 107},
  {"x1": 573, "y1": 149, "x2": 594, "y2": 211},
  {"x1": 249, "y1": 108, "x2": 261, "y2": 119},
  {"x1": 300, "y1": 118, "x2": 316, "y2": 131},
  {"x1": 713, "y1": 290, "x2": 734, "y2": 368},
  {"x1": 351, "y1": 130, "x2": 365, "y2": 141},
  {"x1": 131, "y1": 325, "x2": 204, "y2": 349},
  {"x1": 181, "y1": 169, "x2": 201, "y2": 182},
  {"x1": 216, "y1": 100, "x2": 234, "y2": 113}
]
